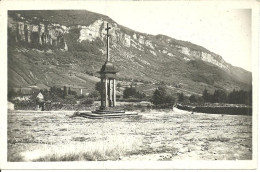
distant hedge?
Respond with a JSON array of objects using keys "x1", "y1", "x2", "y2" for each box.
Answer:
[
  {"x1": 177, "y1": 104, "x2": 252, "y2": 116},
  {"x1": 13, "y1": 101, "x2": 96, "y2": 111}
]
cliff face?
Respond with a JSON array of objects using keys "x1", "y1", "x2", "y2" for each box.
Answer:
[
  {"x1": 73, "y1": 19, "x2": 230, "y2": 71},
  {"x1": 8, "y1": 13, "x2": 68, "y2": 50},
  {"x1": 7, "y1": 10, "x2": 251, "y2": 94},
  {"x1": 9, "y1": 11, "x2": 230, "y2": 71}
]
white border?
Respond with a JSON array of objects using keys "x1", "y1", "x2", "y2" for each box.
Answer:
[{"x1": 0, "y1": 0, "x2": 258, "y2": 169}]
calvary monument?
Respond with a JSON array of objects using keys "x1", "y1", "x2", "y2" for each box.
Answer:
[{"x1": 99, "y1": 23, "x2": 118, "y2": 110}]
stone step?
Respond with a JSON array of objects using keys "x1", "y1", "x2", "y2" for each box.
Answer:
[{"x1": 76, "y1": 111, "x2": 140, "y2": 119}]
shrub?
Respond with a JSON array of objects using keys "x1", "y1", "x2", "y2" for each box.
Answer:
[
  {"x1": 189, "y1": 94, "x2": 197, "y2": 103},
  {"x1": 88, "y1": 90, "x2": 99, "y2": 99},
  {"x1": 81, "y1": 98, "x2": 94, "y2": 105},
  {"x1": 64, "y1": 95, "x2": 77, "y2": 104},
  {"x1": 151, "y1": 86, "x2": 175, "y2": 107},
  {"x1": 123, "y1": 104, "x2": 134, "y2": 111},
  {"x1": 95, "y1": 82, "x2": 105, "y2": 95},
  {"x1": 123, "y1": 87, "x2": 137, "y2": 99}
]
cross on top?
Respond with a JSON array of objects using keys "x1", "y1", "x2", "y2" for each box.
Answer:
[
  {"x1": 105, "y1": 23, "x2": 111, "y2": 62},
  {"x1": 105, "y1": 23, "x2": 111, "y2": 37}
]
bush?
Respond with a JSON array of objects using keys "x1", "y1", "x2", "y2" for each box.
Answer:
[
  {"x1": 189, "y1": 94, "x2": 197, "y2": 103},
  {"x1": 95, "y1": 82, "x2": 105, "y2": 95},
  {"x1": 88, "y1": 90, "x2": 99, "y2": 99},
  {"x1": 64, "y1": 95, "x2": 77, "y2": 104},
  {"x1": 123, "y1": 87, "x2": 137, "y2": 99},
  {"x1": 151, "y1": 85, "x2": 175, "y2": 106},
  {"x1": 123, "y1": 104, "x2": 134, "y2": 111},
  {"x1": 81, "y1": 98, "x2": 94, "y2": 105}
]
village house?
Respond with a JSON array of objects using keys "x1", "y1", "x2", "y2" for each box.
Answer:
[
  {"x1": 8, "y1": 101, "x2": 14, "y2": 111},
  {"x1": 36, "y1": 92, "x2": 45, "y2": 111}
]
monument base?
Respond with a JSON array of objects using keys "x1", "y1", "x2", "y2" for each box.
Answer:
[
  {"x1": 72, "y1": 106, "x2": 140, "y2": 119},
  {"x1": 93, "y1": 106, "x2": 124, "y2": 114}
]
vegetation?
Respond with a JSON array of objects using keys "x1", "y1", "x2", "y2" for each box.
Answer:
[
  {"x1": 88, "y1": 90, "x2": 99, "y2": 100},
  {"x1": 202, "y1": 88, "x2": 252, "y2": 105},
  {"x1": 177, "y1": 93, "x2": 190, "y2": 104},
  {"x1": 9, "y1": 85, "x2": 97, "y2": 110},
  {"x1": 151, "y1": 85, "x2": 175, "y2": 107},
  {"x1": 95, "y1": 82, "x2": 105, "y2": 95},
  {"x1": 228, "y1": 89, "x2": 252, "y2": 105},
  {"x1": 123, "y1": 86, "x2": 146, "y2": 99}
]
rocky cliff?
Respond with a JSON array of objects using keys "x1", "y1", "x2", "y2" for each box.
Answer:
[{"x1": 8, "y1": 13, "x2": 68, "y2": 50}]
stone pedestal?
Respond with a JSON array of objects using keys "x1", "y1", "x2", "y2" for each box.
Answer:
[{"x1": 99, "y1": 61, "x2": 118, "y2": 110}]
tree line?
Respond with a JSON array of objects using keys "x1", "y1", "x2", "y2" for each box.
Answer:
[
  {"x1": 201, "y1": 88, "x2": 252, "y2": 105},
  {"x1": 150, "y1": 85, "x2": 252, "y2": 107}
]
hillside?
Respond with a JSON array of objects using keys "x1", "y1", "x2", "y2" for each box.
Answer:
[{"x1": 8, "y1": 10, "x2": 252, "y2": 95}]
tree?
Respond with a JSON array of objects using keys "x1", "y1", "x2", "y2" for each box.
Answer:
[
  {"x1": 202, "y1": 88, "x2": 211, "y2": 102},
  {"x1": 151, "y1": 85, "x2": 175, "y2": 106},
  {"x1": 81, "y1": 98, "x2": 94, "y2": 106},
  {"x1": 117, "y1": 83, "x2": 121, "y2": 87},
  {"x1": 64, "y1": 95, "x2": 76, "y2": 104},
  {"x1": 183, "y1": 97, "x2": 190, "y2": 105},
  {"x1": 151, "y1": 86, "x2": 167, "y2": 105},
  {"x1": 8, "y1": 90, "x2": 19, "y2": 100},
  {"x1": 189, "y1": 94, "x2": 197, "y2": 103},
  {"x1": 117, "y1": 83, "x2": 121, "y2": 91},
  {"x1": 68, "y1": 87, "x2": 71, "y2": 95},
  {"x1": 95, "y1": 82, "x2": 105, "y2": 95},
  {"x1": 70, "y1": 90, "x2": 77, "y2": 96},
  {"x1": 165, "y1": 94, "x2": 176, "y2": 105},
  {"x1": 212, "y1": 89, "x2": 227, "y2": 103},
  {"x1": 227, "y1": 89, "x2": 251, "y2": 105},
  {"x1": 50, "y1": 86, "x2": 63, "y2": 99},
  {"x1": 178, "y1": 93, "x2": 184, "y2": 102},
  {"x1": 246, "y1": 89, "x2": 252, "y2": 106},
  {"x1": 63, "y1": 86, "x2": 67, "y2": 99},
  {"x1": 197, "y1": 96, "x2": 204, "y2": 105},
  {"x1": 88, "y1": 90, "x2": 99, "y2": 99},
  {"x1": 123, "y1": 87, "x2": 137, "y2": 98}
]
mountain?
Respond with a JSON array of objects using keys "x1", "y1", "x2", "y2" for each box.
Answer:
[{"x1": 7, "y1": 10, "x2": 252, "y2": 96}]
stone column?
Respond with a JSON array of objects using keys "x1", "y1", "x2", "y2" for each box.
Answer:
[
  {"x1": 107, "y1": 35, "x2": 110, "y2": 61},
  {"x1": 113, "y1": 79, "x2": 116, "y2": 107},
  {"x1": 109, "y1": 79, "x2": 113, "y2": 107},
  {"x1": 100, "y1": 78, "x2": 104, "y2": 108},
  {"x1": 38, "y1": 24, "x2": 42, "y2": 45},
  {"x1": 105, "y1": 78, "x2": 108, "y2": 107}
]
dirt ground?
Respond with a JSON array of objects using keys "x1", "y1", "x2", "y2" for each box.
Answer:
[{"x1": 7, "y1": 108, "x2": 252, "y2": 161}]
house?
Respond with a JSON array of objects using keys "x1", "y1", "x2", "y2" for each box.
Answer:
[
  {"x1": 116, "y1": 91, "x2": 124, "y2": 99},
  {"x1": 36, "y1": 92, "x2": 45, "y2": 111},
  {"x1": 13, "y1": 95, "x2": 31, "y2": 101},
  {"x1": 8, "y1": 101, "x2": 14, "y2": 110},
  {"x1": 36, "y1": 92, "x2": 44, "y2": 101}
]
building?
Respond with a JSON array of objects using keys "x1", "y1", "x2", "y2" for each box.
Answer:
[
  {"x1": 8, "y1": 101, "x2": 14, "y2": 110},
  {"x1": 36, "y1": 92, "x2": 45, "y2": 111}
]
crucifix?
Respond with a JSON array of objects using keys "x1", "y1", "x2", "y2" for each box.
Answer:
[{"x1": 105, "y1": 23, "x2": 111, "y2": 62}]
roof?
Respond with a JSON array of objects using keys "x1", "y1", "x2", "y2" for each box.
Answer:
[
  {"x1": 37, "y1": 92, "x2": 44, "y2": 99},
  {"x1": 116, "y1": 91, "x2": 123, "y2": 96},
  {"x1": 99, "y1": 61, "x2": 118, "y2": 74}
]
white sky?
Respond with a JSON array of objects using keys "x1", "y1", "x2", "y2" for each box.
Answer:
[{"x1": 81, "y1": 1, "x2": 252, "y2": 72}]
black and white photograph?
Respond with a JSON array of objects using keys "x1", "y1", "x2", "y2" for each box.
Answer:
[{"x1": 0, "y1": 0, "x2": 258, "y2": 170}]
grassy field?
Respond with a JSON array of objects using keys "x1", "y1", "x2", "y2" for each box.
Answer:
[{"x1": 7, "y1": 108, "x2": 252, "y2": 161}]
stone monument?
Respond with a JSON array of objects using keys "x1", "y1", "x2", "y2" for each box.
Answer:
[
  {"x1": 99, "y1": 23, "x2": 118, "y2": 110},
  {"x1": 73, "y1": 23, "x2": 139, "y2": 119}
]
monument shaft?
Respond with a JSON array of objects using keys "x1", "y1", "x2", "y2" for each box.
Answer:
[{"x1": 99, "y1": 23, "x2": 117, "y2": 110}]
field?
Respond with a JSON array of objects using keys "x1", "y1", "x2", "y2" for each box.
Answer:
[{"x1": 8, "y1": 108, "x2": 252, "y2": 161}]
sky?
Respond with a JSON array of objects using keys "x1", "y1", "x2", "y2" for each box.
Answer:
[{"x1": 83, "y1": 1, "x2": 252, "y2": 71}]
